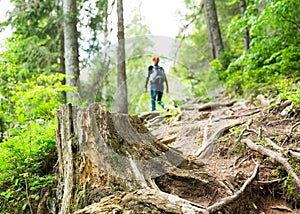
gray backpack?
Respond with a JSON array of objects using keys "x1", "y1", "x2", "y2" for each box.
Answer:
[{"x1": 149, "y1": 66, "x2": 165, "y2": 84}]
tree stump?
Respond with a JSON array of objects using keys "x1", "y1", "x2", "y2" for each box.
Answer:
[{"x1": 56, "y1": 103, "x2": 213, "y2": 213}]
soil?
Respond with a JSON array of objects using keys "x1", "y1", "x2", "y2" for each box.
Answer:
[{"x1": 145, "y1": 97, "x2": 300, "y2": 214}]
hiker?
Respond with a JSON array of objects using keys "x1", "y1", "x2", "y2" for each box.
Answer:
[{"x1": 144, "y1": 56, "x2": 169, "y2": 111}]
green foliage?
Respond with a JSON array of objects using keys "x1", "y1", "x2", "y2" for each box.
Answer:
[
  {"x1": 224, "y1": 0, "x2": 300, "y2": 99},
  {"x1": 174, "y1": 0, "x2": 241, "y2": 100},
  {"x1": 277, "y1": 79, "x2": 300, "y2": 105},
  {"x1": 0, "y1": 73, "x2": 75, "y2": 128},
  {"x1": 0, "y1": 120, "x2": 57, "y2": 214},
  {"x1": 10, "y1": 73, "x2": 75, "y2": 124},
  {"x1": 0, "y1": 73, "x2": 74, "y2": 213}
]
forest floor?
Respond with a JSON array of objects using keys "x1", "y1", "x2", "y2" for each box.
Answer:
[{"x1": 144, "y1": 95, "x2": 300, "y2": 214}]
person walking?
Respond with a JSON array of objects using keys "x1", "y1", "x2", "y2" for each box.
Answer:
[{"x1": 144, "y1": 56, "x2": 169, "y2": 111}]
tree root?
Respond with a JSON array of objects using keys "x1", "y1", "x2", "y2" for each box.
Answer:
[
  {"x1": 194, "y1": 121, "x2": 246, "y2": 160},
  {"x1": 198, "y1": 100, "x2": 237, "y2": 111},
  {"x1": 241, "y1": 138, "x2": 300, "y2": 190},
  {"x1": 265, "y1": 137, "x2": 300, "y2": 159},
  {"x1": 220, "y1": 108, "x2": 261, "y2": 120},
  {"x1": 206, "y1": 159, "x2": 259, "y2": 213},
  {"x1": 75, "y1": 189, "x2": 208, "y2": 214},
  {"x1": 282, "y1": 121, "x2": 300, "y2": 144}
]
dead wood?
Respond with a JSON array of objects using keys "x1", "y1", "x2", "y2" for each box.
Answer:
[
  {"x1": 75, "y1": 189, "x2": 208, "y2": 214},
  {"x1": 206, "y1": 159, "x2": 259, "y2": 213},
  {"x1": 56, "y1": 103, "x2": 226, "y2": 214},
  {"x1": 55, "y1": 103, "x2": 191, "y2": 213},
  {"x1": 241, "y1": 138, "x2": 300, "y2": 189},
  {"x1": 198, "y1": 100, "x2": 237, "y2": 111},
  {"x1": 195, "y1": 120, "x2": 246, "y2": 160}
]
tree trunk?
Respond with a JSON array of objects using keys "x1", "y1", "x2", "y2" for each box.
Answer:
[
  {"x1": 203, "y1": 0, "x2": 224, "y2": 59},
  {"x1": 117, "y1": 0, "x2": 128, "y2": 113},
  {"x1": 240, "y1": 0, "x2": 250, "y2": 52},
  {"x1": 63, "y1": 0, "x2": 80, "y2": 103},
  {"x1": 59, "y1": 29, "x2": 67, "y2": 103}
]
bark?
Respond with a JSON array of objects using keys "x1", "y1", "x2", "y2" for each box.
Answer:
[
  {"x1": 55, "y1": 103, "x2": 238, "y2": 213},
  {"x1": 240, "y1": 0, "x2": 250, "y2": 52},
  {"x1": 59, "y1": 29, "x2": 66, "y2": 103},
  {"x1": 55, "y1": 103, "x2": 191, "y2": 213},
  {"x1": 75, "y1": 189, "x2": 208, "y2": 214},
  {"x1": 117, "y1": 0, "x2": 128, "y2": 113},
  {"x1": 203, "y1": 0, "x2": 224, "y2": 59},
  {"x1": 63, "y1": 0, "x2": 80, "y2": 102}
]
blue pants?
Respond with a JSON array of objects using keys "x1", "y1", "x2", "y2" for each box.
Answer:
[{"x1": 150, "y1": 84, "x2": 164, "y2": 111}]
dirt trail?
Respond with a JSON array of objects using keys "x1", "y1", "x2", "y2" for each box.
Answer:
[{"x1": 144, "y1": 97, "x2": 300, "y2": 213}]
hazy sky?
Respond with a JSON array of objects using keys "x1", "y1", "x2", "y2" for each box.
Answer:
[
  {"x1": 0, "y1": 0, "x2": 184, "y2": 38},
  {"x1": 137, "y1": 0, "x2": 184, "y2": 38},
  {"x1": 0, "y1": 0, "x2": 13, "y2": 49}
]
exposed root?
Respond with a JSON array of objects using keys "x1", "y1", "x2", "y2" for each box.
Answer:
[
  {"x1": 241, "y1": 138, "x2": 300, "y2": 190},
  {"x1": 206, "y1": 159, "x2": 259, "y2": 213},
  {"x1": 220, "y1": 108, "x2": 261, "y2": 120},
  {"x1": 283, "y1": 121, "x2": 300, "y2": 144},
  {"x1": 198, "y1": 100, "x2": 237, "y2": 111},
  {"x1": 265, "y1": 137, "x2": 300, "y2": 159},
  {"x1": 194, "y1": 121, "x2": 246, "y2": 160}
]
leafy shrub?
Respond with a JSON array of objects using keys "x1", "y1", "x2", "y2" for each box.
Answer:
[
  {"x1": 0, "y1": 120, "x2": 57, "y2": 214},
  {"x1": 0, "y1": 73, "x2": 75, "y2": 213}
]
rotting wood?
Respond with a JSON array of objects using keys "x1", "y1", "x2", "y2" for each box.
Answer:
[
  {"x1": 241, "y1": 138, "x2": 300, "y2": 189},
  {"x1": 56, "y1": 103, "x2": 214, "y2": 213},
  {"x1": 74, "y1": 189, "x2": 208, "y2": 214}
]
